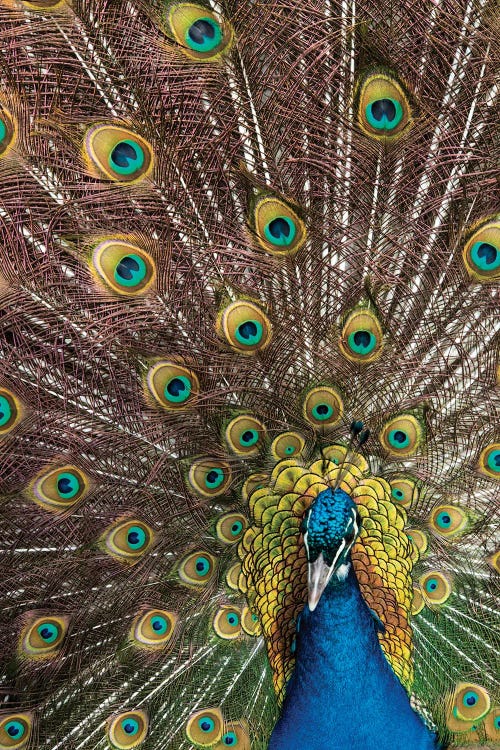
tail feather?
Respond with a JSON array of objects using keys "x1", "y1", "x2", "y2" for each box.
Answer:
[{"x1": 0, "y1": 0, "x2": 498, "y2": 747}]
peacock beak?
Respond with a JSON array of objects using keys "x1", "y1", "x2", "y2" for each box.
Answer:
[{"x1": 307, "y1": 543, "x2": 345, "y2": 612}]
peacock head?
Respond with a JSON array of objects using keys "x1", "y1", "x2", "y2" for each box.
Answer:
[{"x1": 302, "y1": 487, "x2": 361, "y2": 611}]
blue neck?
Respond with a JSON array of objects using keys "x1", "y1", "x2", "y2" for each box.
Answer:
[{"x1": 269, "y1": 563, "x2": 439, "y2": 750}]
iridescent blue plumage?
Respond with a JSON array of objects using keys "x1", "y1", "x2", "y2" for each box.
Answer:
[{"x1": 269, "y1": 489, "x2": 439, "y2": 750}]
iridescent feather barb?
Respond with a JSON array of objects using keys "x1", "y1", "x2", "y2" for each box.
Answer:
[{"x1": 0, "y1": 0, "x2": 499, "y2": 749}]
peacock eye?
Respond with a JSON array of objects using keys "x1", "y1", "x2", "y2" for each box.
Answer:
[
  {"x1": 389, "y1": 476, "x2": 418, "y2": 509},
  {"x1": 101, "y1": 519, "x2": 154, "y2": 563},
  {"x1": 0, "y1": 714, "x2": 32, "y2": 748},
  {"x1": 470, "y1": 242, "x2": 499, "y2": 272},
  {"x1": 379, "y1": 413, "x2": 424, "y2": 457},
  {"x1": 478, "y1": 442, "x2": 500, "y2": 478},
  {"x1": 0, "y1": 388, "x2": 22, "y2": 433},
  {"x1": 303, "y1": 386, "x2": 343, "y2": 429},
  {"x1": 356, "y1": 71, "x2": 412, "y2": 140},
  {"x1": 485, "y1": 708, "x2": 500, "y2": 740},
  {"x1": 270, "y1": 431, "x2": 306, "y2": 460},
  {"x1": 178, "y1": 550, "x2": 216, "y2": 586},
  {"x1": 365, "y1": 98, "x2": 403, "y2": 130},
  {"x1": 110, "y1": 141, "x2": 144, "y2": 174},
  {"x1": 31, "y1": 464, "x2": 89, "y2": 511},
  {"x1": 187, "y1": 17, "x2": 222, "y2": 52},
  {"x1": 213, "y1": 606, "x2": 242, "y2": 639},
  {"x1": 429, "y1": 505, "x2": 469, "y2": 539},
  {"x1": 146, "y1": 360, "x2": 200, "y2": 411},
  {"x1": 251, "y1": 194, "x2": 306, "y2": 256},
  {"x1": 106, "y1": 711, "x2": 149, "y2": 749},
  {"x1": 84, "y1": 124, "x2": 154, "y2": 183},
  {"x1": 419, "y1": 570, "x2": 452, "y2": 605},
  {"x1": 131, "y1": 608, "x2": 177, "y2": 649},
  {"x1": 216, "y1": 513, "x2": 248, "y2": 544},
  {"x1": 20, "y1": 615, "x2": 69, "y2": 658},
  {"x1": 218, "y1": 300, "x2": 272, "y2": 354},
  {"x1": 462, "y1": 219, "x2": 500, "y2": 282},
  {"x1": 448, "y1": 683, "x2": 491, "y2": 723},
  {"x1": 185, "y1": 708, "x2": 223, "y2": 746},
  {"x1": 241, "y1": 606, "x2": 260, "y2": 636},
  {"x1": 219, "y1": 722, "x2": 250, "y2": 748},
  {"x1": 167, "y1": 4, "x2": 233, "y2": 61},
  {"x1": 92, "y1": 240, "x2": 156, "y2": 296},
  {"x1": 5, "y1": 721, "x2": 25, "y2": 739},
  {"x1": 224, "y1": 414, "x2": 266, "y2": 455},
  {"x1": 0, "y1": 104, "x2": 16, "y2": 157},
  {"x1": 339, "y1": 307, "x2": 384, "y2": 363},
  {"x1": 188, "y1": 459, "x2": 232, "y2": 497}
]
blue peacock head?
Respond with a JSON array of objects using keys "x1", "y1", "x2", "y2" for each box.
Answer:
[{"x1": 301, "y1": 487, "x2": 361, "y2": 611}]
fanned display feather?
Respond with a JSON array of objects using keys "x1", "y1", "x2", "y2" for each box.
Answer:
[{"x1": 0, "y1": 0, "x2": 498, "y2": 749}]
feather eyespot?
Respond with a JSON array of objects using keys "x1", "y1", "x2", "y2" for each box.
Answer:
[
  {"x1": 216, "y1": 513, "x2": 247, "y2": 544},
  {"x1": 241, "y1": 473, "x2": 269, "y2": 501},
  {"x1": 484, "y1": 707, "x2": 500, "y2": 741},
  {"x1": 84, "y1": 125, "x2": 153, "y2": 183},
  {"x1": 303, "y1": 386, "x2": 343, "y2": 429},
  {"x1": 19, "y1": 615, "x2": 68, "y2": 659},
  {"x1": 101, "y1": 519, "x2": 154, "y2": 563},
  {"x1": 478, "y1": 442, "x2": 500, "y2": 478},
  {"x1": 146, "y1": 361, "x2": 199, "y2": 410},
  {"x1": 0, "y1": 714, "x2": 32, "y2": 749},
  {"x1": 271, "y1": 432, "x2": 306, "y2": 460},
  {"x1": 20, "y1": 0, "x2": 63, "y2": 7},
  {"x1": 224, "y1": 415, "x2": 266, "y2": 455},
  {"x1": 0, "y1": 105, "x2": 16, "y2": 157},
  {"x1": 241, "y1": 607, "x2": 260, "y2": 636},
  {"x1": 462, "y1": 219, "x2": 500, "y2": 282},
  {"x1": 185, "y1": 708, "x2": 223, "y2": 747},
  {"x1": 389, "y1": 477, "x2": 418, "y2": 508},
  {"x1": 379, "y1": 414, "x2": 424, "y2": 457},
  {"x1": 179, "y1": 551, "x2": 216, "y2": 586},
  {"x1": 92, "y1": 240, "x2": 156, "y2": 296},
  {"x1": 188, "y1": 458, "x2": 232, "y2": 497},
  {"x1": 215, "y1": 721, "x2": 250, "y2": 749},
  {"x1": 131, "y1": 609, "x2": 177, "y2": 649},
  {"x1": 429, "y1": 505, "x2": 469, "y2": 539},
  {"x1": 419, "y1": 570, "x2": 452, "y2": 605},
  {"x1": 339, "y1": 307, "x2": 384, "y2": 363},
  {"x1": 406, "y1": 528, "x2": 428, "y2": 562},
  {"x1": 251, "y1": 195, "x2": 306, "y2": 256},
  {"x1": 446, "y1": 683, "x2": 491, "y2": 733},
  {"x1": 488, "y1": 550, "x2": 500, "y2": 573},
  {"x1": 107, "y1": 711, "x2": 148, "y2": 749},
  {"x1": 31, "y1": 464, "x2": 89, "y2": 511},
  {"x1": 0, "y1": 388, "x2": 22, "y2": 434},
  {"x1": 225, "y1": 562, "x2": 242, "y2": 590},
  {"x1": 213, "y1": 606, "x2": 242, "y2": 639},
  {"x1": 166, "y1": 4, "x2": 233, "y2": 61},
  {"x1": 218, "y1": 300, "x2": 272, "y2": 354},
  {"x1": 356, "y1": 71, "x2": 412, "y2": 140},
  {"x1": 410, "y1": 586, "x2": 425, "y2": 615}
]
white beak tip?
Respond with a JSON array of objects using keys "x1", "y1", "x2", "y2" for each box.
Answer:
[{"x1": 308, "y1": 596, "x2": 319, "y2": 612}]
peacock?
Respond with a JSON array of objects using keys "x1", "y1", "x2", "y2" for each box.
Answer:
[{"x1": 0, "y1": 0, "x2": 498, "y2": 748}]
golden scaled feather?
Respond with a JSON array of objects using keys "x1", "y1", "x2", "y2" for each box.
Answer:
[{"x1": 0, "y1": 0, "x2": 499, "y2": 749}]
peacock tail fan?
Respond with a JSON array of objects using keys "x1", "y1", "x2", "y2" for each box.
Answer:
[{"x1": 0, "y1": 0, "x2": 498, "y2": 749}]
